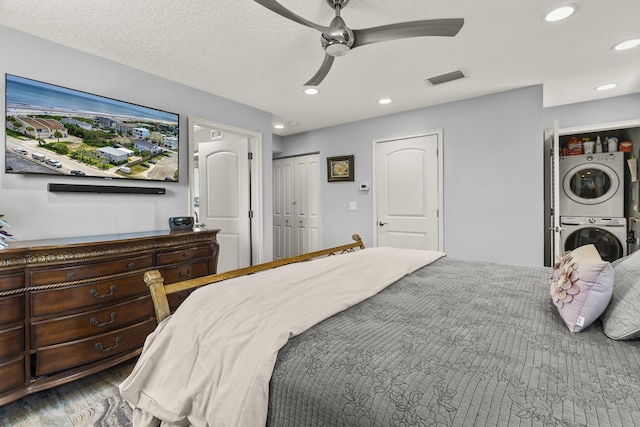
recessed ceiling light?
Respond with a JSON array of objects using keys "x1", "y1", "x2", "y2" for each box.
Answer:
[
  {"x1": 288, "y1": 121, "x2": 299, "y2": 126},
  {"x1": 595, "y1": 83, "x2": 617, "y2": 91},
  {"x1": 545, "y1": 5, "x2": 576, "y2": 22},
  {"x1": 378, "y1": 98, "x2": 392, "y2": 105},
  {"x1": 273, "y1": 123, "x2": 285, "y2": 129},
  {"x1": 613, "y1": 38, "x2": 640, "y2": 51},
  {"x1": 304, "y1": 88, "x2": 319, "y2": 95}
]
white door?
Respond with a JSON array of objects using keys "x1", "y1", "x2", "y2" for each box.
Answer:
[
  {"x1": 294, "y1": 154, "x2": 322, "y2": 254},
  {"x1": 374, "y1": 132, "x2": 442, "y2": 250},
  {"x1": 273, "y1": 158, "x2": 294, "y2": 259},
  {"x1": 273, "y1": 154, "x2": 322, "y2": 258},
  {"x1": 551, "y1": 120, "x2": 562, "y2": 262},
  {"x1": 199, "y1": 136, "x2": 251, "y2": 272},
  {"x1": 305, "y1": 155, "x2": 322, "y2": 252}
]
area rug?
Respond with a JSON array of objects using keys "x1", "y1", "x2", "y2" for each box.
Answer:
[{"x1": 69, "y1": 394, "x2": 133, "y2": 427}]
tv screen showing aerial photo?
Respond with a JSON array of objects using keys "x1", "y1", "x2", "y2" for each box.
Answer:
[{"x1": 5, "y1": 74, "x2": 179, "y2": 182}]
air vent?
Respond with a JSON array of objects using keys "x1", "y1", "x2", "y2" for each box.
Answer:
[
  {"x1": 211, "y1": 130, "x2": 223, "y2": 140},
  {"x1": 425, "y1": 70, "x2": 465, "y2": 86}
]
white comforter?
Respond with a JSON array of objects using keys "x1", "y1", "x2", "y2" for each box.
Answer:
[{"x1": 119, "y1": 246, "x2": 445, "y2": 427}]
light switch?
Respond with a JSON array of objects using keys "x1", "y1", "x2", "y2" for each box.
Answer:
[{"x1": 349, "y1": 201, "x2": 358, "y2": 211}]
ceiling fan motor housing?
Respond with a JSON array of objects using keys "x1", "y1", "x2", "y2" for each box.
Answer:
[
  {"x1": 322, "y1": 16, "x2": 354, "y2": 56},
  {"x1": 326, "y1": 0, "x2": 350, "y2": 8}
]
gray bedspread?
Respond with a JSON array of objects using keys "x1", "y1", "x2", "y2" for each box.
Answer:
[{"x1": 267, "y1": 257, "x2": 640, "y2": 426}]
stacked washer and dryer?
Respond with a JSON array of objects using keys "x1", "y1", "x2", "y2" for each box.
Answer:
[{"x1": 559, "y1": 151, "x2": 627, "y2": 262}]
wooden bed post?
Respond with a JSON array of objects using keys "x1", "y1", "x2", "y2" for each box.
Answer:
[
  {"x1": 352, "y1": 234, "x2": 365, "y2": 250},
  {"x1": 144, "y1": 270, "x2": 171, "y2": 323}
]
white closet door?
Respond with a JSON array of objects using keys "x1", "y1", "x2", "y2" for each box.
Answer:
[
  {"x1": 306, "y1": 155, "x2": 322, "y2": 252},
  {"x1": 273, "y1": 157, "x2": 294, "y2": 259},
  {"x1": 273, "y1": 154, "x2": 321, "y2": 258}
]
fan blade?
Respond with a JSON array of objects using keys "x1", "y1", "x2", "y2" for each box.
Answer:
[
  {"x1": 352, "y1": 18, "x2": 464, "y2": 48},
  {"x1": 254, "y1": 0, "x2": 332, "y2": 33},
  {"x1": 304, "y1": 54, "x2": 335, "y2": 86}
]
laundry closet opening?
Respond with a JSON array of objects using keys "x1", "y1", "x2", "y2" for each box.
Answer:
[{"x1": 545, "y1": 120, "x2": 640, "y2": 265}]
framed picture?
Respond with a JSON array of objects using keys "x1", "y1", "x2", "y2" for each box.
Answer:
[{"x1": 327, "y1": 155, "x2": 354, "y2": 182}]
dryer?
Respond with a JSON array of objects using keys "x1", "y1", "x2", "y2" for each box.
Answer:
[
  {"x1": 559, "y1": 152, "x2": 624, "y2": 217},
  {"x1": 560, "y1": 216, "x2": 627, "y2": 262}
]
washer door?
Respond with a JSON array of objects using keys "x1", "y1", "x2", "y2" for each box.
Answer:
[
  {"x1": 563, "y1": 227, "x2": 623, "y2": 262},
  {"x1": 562, "y1": 163, "x2": 619, "y2": 206}
]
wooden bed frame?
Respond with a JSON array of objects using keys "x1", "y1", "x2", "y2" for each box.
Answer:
[{"x1": 144, "y1": 234, "x2": 365, "y2": 323}]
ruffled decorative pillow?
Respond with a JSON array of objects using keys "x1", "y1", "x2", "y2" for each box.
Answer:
[{"x1": 550, "y1": 244, "x2": 613, "y2": 332}]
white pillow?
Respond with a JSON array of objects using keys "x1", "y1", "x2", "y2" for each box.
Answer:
[
  {"x1": 550, "y1": 244, "x2": 613, "y2": 333},
  {"x1": 601, "y1": 249, "x2": 640, "y2": 339}
]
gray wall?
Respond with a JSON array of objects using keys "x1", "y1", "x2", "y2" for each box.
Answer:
[
  {"x1": 543, "y1": 93, "x2": 640, "y2": 130},
  {"x1": 278, "y1": 86, "x2": 545, "y2": 266},
  {"x1": 278, "y1": 89, "x2": 640, "y2": 266},
  {"x1": 1, "y1": 25, "x2": 274, "y2": 260}
]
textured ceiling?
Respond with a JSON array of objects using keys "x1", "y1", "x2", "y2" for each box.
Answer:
[{"x1": 1, "y1": 0, "x2": 639, "y2": 135}]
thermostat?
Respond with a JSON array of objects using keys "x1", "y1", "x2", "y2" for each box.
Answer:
[{"x1": 359, "y1": 183, "x2": 370, "y2": 191}]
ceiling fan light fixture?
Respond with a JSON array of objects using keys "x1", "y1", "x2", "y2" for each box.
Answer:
[
  {"x1": 545, "y1": 5, "x2": 576, "y2": 22},
  {"x1": 325, "y1": 41, "x2": 351, "y2": 57},
  {"x1": 304, "y1": 87, "x2": 319, "y2": 95},
  {"x1": 613, "y1": 38, "x2": 640, "y2": 51}
]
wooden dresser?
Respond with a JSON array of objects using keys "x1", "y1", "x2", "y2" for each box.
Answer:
[{"x1": 0, "y1": 229, "x2": 219, "y2": 406}]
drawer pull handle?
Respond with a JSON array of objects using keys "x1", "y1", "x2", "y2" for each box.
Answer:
[
  {"x1": 90, "y1": 312, "x2": 117, "y2": 327},
  {"x1": 128, "y1": 262, "x2": 135, "y2": 269},
  {"x1": 67, "y1": 272, "x2": 75, "y2": 279},
  {"x1": 178, "y1": 268, "x2": 192, "y2": 278},
  {"x1": 89, "y1": 285, "x2": 116, "y2": 299},
  {"x1": 95, "y1": 336, "x2": 121, "y2": 353}
]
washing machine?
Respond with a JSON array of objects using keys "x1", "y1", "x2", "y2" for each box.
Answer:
[
  {"x1": 560, "y1": 216, "x2": 627, "y2": 262},
  {"x1": 559, "y1": 152, "x2": 624, "y2": 217}
]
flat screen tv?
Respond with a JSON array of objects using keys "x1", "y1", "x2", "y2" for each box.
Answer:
[{"x1": 5, "y1": 74, "x2": 179, "y2": 182}]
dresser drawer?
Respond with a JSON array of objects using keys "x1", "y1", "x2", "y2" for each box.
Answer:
[
  {"x1": 0, "y1": 295, "x2": 24, "y2": 326},
  {"x1": 0, "y1": 356, "x2": 25, "y2": 395},
  {"x1": 30, "y1": 273, "x2": 148, "y2": 317},
  {"x1": 30, "y1": 254, "x2": 153, "y2": 286},
  {"x1": 0, "y1": 325, "x2": 24, "y2": 359},
  {"x1": 35, "y1": 318, "x2": 156, "y2": 376},
  {"x1": 157, "y1": 245, "x2": 211, "y2": 266},
  {"x1": 167, "y1": 288, "x2": 199, "y2": 313},
  {"x1": 0, "y1": 272, "x2": 24, "y2": 292},
  {"x1": 161, "y1": 260, "x2": 210, "y2": 284},
  {"x1": 31, "y1": 296, "x2": 154, "y2": 348}
]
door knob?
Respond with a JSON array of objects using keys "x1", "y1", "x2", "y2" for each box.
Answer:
[{"x1": 378, "y1": 221, "x2": 388, "y2": 226}]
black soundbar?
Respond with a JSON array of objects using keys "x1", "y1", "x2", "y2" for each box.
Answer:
[{"x1": 48, "y1": 183, "x2": 166, "y2": 194}]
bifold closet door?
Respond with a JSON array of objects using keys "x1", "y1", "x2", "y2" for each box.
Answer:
[{"x1": 273, "y1": 154, "x2": 321, "y2": 258}]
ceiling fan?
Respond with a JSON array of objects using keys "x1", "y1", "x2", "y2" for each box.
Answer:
[{"x1": 254, "y1": 0, "x2": 464, "y2": 86}]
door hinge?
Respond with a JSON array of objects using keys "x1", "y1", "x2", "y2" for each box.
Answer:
[
  {"x1": 248, "y1": 152, "x2": 253, "y2": 160},
  {"x1": 248, "y1": 210, "x2": 254, "y2": 218}
]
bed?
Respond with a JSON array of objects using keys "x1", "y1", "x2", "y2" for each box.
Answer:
[{"x1": 120, "y1": 236, "x2": 640, "y2": 426}]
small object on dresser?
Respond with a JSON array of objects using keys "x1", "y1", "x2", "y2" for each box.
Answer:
[
  {"x1": 169, "y1": 216, "x2": 194, "y2": 231},
  {"x1": 0, "y1": 214, "x2": 14, "y2": 248}
]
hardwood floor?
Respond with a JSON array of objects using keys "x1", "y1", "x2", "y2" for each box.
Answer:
[{"x1": 0, "y1": 359, "x2": 135, "y2": 427}]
